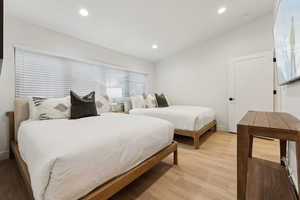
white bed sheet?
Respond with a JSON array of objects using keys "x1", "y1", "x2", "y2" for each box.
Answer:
[
  {"x1": 129, "y1": 105, "x2": 215, "y2": 131},
  {"x1": 18, "y1": 113, "x2": 174, "y2": 200}
]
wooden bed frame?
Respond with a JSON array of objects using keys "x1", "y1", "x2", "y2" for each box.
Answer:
[
  {"x1": 6, "y1": 111, "x2": 178, "y2": 200},
  {"x1": 175, "y1": 120, "x2": 217, "y2": 149}
]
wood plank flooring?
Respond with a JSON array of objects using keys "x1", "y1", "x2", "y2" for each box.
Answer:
[{"x1": 0, "y1": 132, "x2": 279, "y2": 200}]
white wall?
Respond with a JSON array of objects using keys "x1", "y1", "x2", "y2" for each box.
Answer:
[
  {"x1": 280, "y1": 82, "x2": 300, "y2": 190},
  {"x1": 0, "y1": 15, "x2": 155, "y2": 160},
  {"x1": 155, "y1": 14, "x2": 274, "y2": 130}
]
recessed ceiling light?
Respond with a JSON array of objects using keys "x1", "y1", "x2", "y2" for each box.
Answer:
[
  {"x1": 218, "y1": 7, "x2": 227, "y2": 15},
  {"x1": 152, "y1": 44, "x2": 158, "y2": 49},
  {"x1": 79, "y1": 8, "x2": 89, "y2": 17}
]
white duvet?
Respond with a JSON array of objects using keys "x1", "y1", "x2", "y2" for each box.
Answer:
[
  {"x1": 129, "y1": 105, "x2": 215, "y2": 131},
  {"x1": 18, "y1": 113, "x2": 174, "y2": 200}
]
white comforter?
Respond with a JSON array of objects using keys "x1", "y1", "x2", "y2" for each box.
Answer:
[
  {"x1": 130, "y1": 105, "x2": 215, "y2": 131},
  {"x1": 18, "y1": 113, "x2": 174, "y2": 200}
]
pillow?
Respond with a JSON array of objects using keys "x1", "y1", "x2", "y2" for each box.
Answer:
[
  {"x1": 95, "y1": 95, "x2": 111, "y2": 114},
  {"x1": 146, "y1": 94, "x2": 157, "y2": 108},
  {"x1": 164, "y1": 94, "x2": 171, "y2": 105},
  {"x1": 29, "y1": 96, "x2": 71, "y2": 120},
  {"x1": 130, "y1": 95, "x2": 146, "y2": 109},
  {"x1": 155, "y1": 93, "x2": 169, "y2": 107},
  {"x1": 70, "y1": 91, "x2": 98, "y2": 119},
  {"x1": 123, "y1": 97, "x2": 132, "y2": 113}
]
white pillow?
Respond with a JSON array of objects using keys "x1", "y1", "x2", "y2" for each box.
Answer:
[
  {"x1": 130, "y1": 95, "x2": 146, "y2": 109},
  {"x1": 146, "y1": 94, "x2": 157, "y2": 108},
  {"x1": 123, "y1": 97, "x2": 132, "y2": 113},
  {"x1": 95, "y1": 96, "x2": 111, "y2": 114},
  {"x1": 29, "y1": 96, "x2": 71, "y2": 120},
  {"x1": 164, "y1": 95, "x2": 171, "y2": 105}
]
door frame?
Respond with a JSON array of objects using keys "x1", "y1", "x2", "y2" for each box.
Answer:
[{"x1": 228, "y1": 51, "x2": 275, "y2": 133}]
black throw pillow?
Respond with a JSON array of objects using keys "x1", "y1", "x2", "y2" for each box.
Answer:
[
  {"x1": 155, "y1": 93, "x2": 169, "y2": 107},
  {"x1": 70, "y1": 90, "x2": 98, "y2": 119}
]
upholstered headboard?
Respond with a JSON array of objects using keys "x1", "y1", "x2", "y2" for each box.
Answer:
[{"x1": 9, "y1": 98, "x2": 30, "y2": 142}]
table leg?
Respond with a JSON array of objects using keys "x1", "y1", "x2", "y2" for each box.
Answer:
[
  {"x1": 237, "y1": 125, "x2": 250, "y2": 200},
  {"x1": 280, "y1": 140, "x2": 287, "y2": 166},
  {"x1": 249, "y1": 135, "x2": 253, "y2": 158}
]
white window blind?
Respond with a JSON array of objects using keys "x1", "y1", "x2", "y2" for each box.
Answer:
[{"x1": 15, "y1": 48, "x2": 149, "y2": 99}]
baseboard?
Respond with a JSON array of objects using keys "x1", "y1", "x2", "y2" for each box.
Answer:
[
  {"x1": 217, "y1": 125, "x2": 229, "y2": 132},
  {"x1": 0, "y1": 151, "x2": 9, "y2": 160}
]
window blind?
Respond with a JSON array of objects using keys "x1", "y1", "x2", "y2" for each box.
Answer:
[
  {"x1": 15, "y1": 48, "x2": 148, "y2": 99},
  {"x1": 15, "y1": 49, "x2": 72, "y2": 98}
]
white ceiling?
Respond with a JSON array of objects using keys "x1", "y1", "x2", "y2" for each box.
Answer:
[{"x1": 6, "y1": 0, "x2": 273, "y2": 62}]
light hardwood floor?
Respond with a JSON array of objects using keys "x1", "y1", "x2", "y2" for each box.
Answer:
[{"x1": 0, "y1": 132, "x2": 279, "y2": 200}]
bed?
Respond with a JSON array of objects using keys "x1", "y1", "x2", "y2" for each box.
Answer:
[
  {"x1": 6, "y1": 99, "x2": 178, "y2": 200},
  {"x1": 129, "y1": 105, "x2": 216, "y2": 149}
]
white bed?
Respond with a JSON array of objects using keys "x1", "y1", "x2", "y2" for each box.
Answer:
[
  {"x1": 17, "y1": 113, "x2": 174, "y2": 200},
  {"x1": 129, "y1": 105, "x2": 215, "y2": 131},
  {"x1": 129, "y1": 105, "x2": 216, "y2": 149}
]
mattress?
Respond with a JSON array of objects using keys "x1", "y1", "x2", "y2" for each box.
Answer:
[
  {"x1": 18, "y1": 113, "x2": 174, "y2": 200},
  {"x1": 129, "y1": 105, "x2": 216, "y2": 131}
]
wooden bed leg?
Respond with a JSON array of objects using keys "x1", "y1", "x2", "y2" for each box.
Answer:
[
  {"x1": 9, "y1": 148, "x2": 15, "y2": 159},
  {"x1": 211, "y1": 124, "x2": 217, "y2": 132},
  {"x1": 6, "y1": 112, "x2": 16, "y2": 159},
  {"x1": 173, "y1": 149, "x2": 178, "y2": 165},
  {"x1": 194, "y1": 134, "x2": 200, "y2": 149}
]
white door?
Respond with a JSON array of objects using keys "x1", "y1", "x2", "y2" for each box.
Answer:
[{"x1": 228, "y1": 52, "x2": 274, "y2": 132}]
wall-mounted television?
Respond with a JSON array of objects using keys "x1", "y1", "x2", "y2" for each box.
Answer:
[{"x1": 274, "y1": 0, "x2": 300, "y2": 85}]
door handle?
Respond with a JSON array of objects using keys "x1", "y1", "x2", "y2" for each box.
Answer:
[{"x1": 229, "y1": 97, "x2": 235, "y2": 101}]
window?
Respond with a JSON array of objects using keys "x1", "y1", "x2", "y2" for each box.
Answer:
[{"x1": 15, "y1": 48, "x2": 149, "y2": 100}]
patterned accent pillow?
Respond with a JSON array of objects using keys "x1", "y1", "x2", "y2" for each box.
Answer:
[
  {"x1": 95, "y1": 95, "x2": 111, "y2": 114},
  {"x1": 130, "y1": 95, "x2": 146, "y2": 109},
  {"x1": 29, "y1": 96, "x2": 71, "y2": 120},
  {"x1": 146, "y1": 94, "x2": 157, "y2": 108}
]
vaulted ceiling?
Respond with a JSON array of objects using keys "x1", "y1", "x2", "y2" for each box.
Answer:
[{"x1": 6, "y1": 0, "x2": 273, "y2": 62}]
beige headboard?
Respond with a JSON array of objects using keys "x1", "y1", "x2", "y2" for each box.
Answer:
[{"x1": 14, "y1": 98, "x2": 30, "y2": 141}]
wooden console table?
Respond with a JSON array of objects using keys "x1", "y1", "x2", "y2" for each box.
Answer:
[{"x1": 237, "y1": 111, "x2": 300, "y2": 200}]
